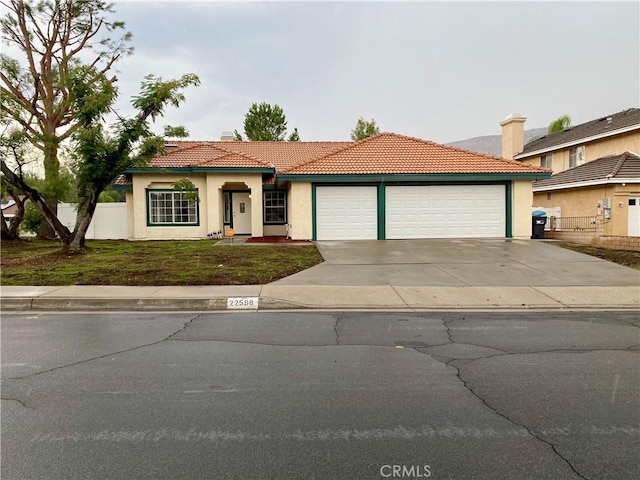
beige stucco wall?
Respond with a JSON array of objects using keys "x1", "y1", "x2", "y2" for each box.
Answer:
[
  {"x1": 125, "y1": 191, "x2": 134, "y2": 239},
  {"x1": 511, "y1": 180, "x2": 535, "y2": 238},
  {"x1": 130, "y1": 172, "x2": 264, "y2": 240},
  {"x1": 521, "y1": 131, "x2": 640, "y2": 173},
  {"x1": 205, "y1": 173, "x2": 264, "y2": 238},
  {"x1": 131, "y1": 173, "x2": 208, "y2": 240},
  {"x1": 533, "y1": 184, "x2": 638, "y2": 236},
  {"x1": 263, "y1": 225, "x2": 287, "y2": 236},
  {"x1": 288, "y1": 182, "x2": 313, "y2": 240}
]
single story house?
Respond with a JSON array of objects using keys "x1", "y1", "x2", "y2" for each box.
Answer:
[
  {"x1": 532, "y1": 151, "x2": 640, "y2": 249},
  {"x1": 116, "y1": 132, "x2": 550, "y2": 241}
]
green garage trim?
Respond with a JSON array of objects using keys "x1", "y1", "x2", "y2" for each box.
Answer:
[
  {"x1": 377, "y1": 185, "x2": 386, "y2": 240},
  {"x1": 313, "y1": 181, "x2": 515, "y2": 240},
  {"x1": 505, "y1": 182, "x2": 513, "y2": 238}
]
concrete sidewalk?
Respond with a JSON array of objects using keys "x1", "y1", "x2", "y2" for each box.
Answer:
[{"x1": 1, "y1": 284, "x2": 638, "y2": 311}]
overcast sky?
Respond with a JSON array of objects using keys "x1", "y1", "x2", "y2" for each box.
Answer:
[{"x1": 38, "y1": 1, "x2": 640, "y2": 142}]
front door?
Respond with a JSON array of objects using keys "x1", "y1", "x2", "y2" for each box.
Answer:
[{"x1": 232, "y1": 192, "x2": 252, "y2": 234}]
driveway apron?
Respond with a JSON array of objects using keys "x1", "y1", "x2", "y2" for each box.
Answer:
[{"x1": 271, "y1": 239, "x2": 640, "y2": 287}]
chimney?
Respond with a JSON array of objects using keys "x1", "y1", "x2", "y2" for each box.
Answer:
[
  {"x1": 500, "y1": 113, "x2": 527, "y2": 160},
  {"x1": 220, "y1": 131, "x2": 235, "y2": 141}
]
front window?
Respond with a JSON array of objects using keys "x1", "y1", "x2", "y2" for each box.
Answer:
[
  {"x1": 540, "y1": 154, "x2": 552, "y2": 169},
  {"x1": 569, "y1": 146, "x2": 585, "y2": 168},
  {"x1": 148, "y1": 190, "x2": 198, "y2": 225},
  {"x1": 263, "y1": 191, "x2": 287, "y2": 224}
]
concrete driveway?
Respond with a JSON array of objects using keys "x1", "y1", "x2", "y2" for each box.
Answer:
[{"x1": 272, "y1": 239, "x2": 640, "y2": 286}]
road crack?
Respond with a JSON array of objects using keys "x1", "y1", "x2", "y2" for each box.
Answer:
[
  {"x1": 334, "y1": 313, "x2": 343, "y2": 345},
  {"x1": 450, "y1": 362, "x2": 588, "y2": 480},
  {"x1": 8, "y1": 313, "x2": 204, "y2": 381},
  {"x1": 1, "y1": 397, "x2": 32, "y2": 409}
]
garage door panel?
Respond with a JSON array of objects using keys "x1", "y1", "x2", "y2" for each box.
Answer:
[
  {"x1": 316, "y1": 186, "x2": 377, "y2": 240},
  {"x1": 386, "y1": 185, "x2": 505, "y2": 239}
]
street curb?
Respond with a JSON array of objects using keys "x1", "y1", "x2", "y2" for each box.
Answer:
[{"x1": 1, "y1": 296, "x2": 639, "y2": 312}]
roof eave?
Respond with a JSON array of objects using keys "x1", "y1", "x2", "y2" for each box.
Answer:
[
  {"x1": 278, "y1": 172, "x2": 551, "y2": 182},
  {"x1": 533, "y1": 177, "x2": 640, "y2": 192},
  {"x1": 126, "y1": 167, "x2": 274, "y2": 174},
  {"x1": 515, "y1": 124, "x2": 640, "y2": 160}
]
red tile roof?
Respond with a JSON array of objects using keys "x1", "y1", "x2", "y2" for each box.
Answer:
[
  {"x1": 284, "y1": 133, "x2": 550, "y2": 175},
  {"x1": 148, "y1": 134, "x2": 549, "y2": 175},
  {"x1": 153, "y1": 140, "x2": 351, "y2": 171}
]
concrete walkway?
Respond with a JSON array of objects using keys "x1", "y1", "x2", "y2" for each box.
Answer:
[
  {"x1": 1, "y1": 239, "x2": 638, "y2": 311},
  {"x1": 1, "y1": 284, "x2": 638, "y2": 312}
]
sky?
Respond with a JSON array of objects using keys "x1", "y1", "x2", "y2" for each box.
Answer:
[{"x1": 7, "y1": 0, "x2": 640, "y2": 143}]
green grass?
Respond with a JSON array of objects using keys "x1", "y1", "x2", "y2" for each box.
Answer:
[
  {"x1": 555, "y1": 243, "x2": 640, "y2": 270},
  {"x1": 0, "y1": 239, "x2": 324, "y2": 286}
]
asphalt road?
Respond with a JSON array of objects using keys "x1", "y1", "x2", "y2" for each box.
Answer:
[{"x1": 2, "y1": 311, "x2": 639, "y2": 480}]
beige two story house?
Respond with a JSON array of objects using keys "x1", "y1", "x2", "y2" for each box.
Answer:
[{"x1": 500, "y1": 109, "x2": 640, "y2": 249}]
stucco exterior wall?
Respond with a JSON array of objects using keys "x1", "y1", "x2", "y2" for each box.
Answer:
[
  {"x1": 511, "y1": 180, "x2": 534, "y2": 238},
  {"x1": 131, "y1": 173, "x2": 208, "y2": 240},
  {"x1": 533, "y1": 184, "x2": 637, "y2": 237},
  {"x1": 263, "y1": 225, "x2": 287, "y2": 236},
  {"x1": 126, "y1": 191, "x2": 134, "y2": 239},
  {"x1": 521, "y1": 131, "x2": 640, "y2": 173},
  {"x1": 206, "y1": 173, "x2": 264, "y2": 238},
  {"x1": 130, "y1": 172, "x2": 265, "y2": 240},
  {"x1": 288, "y1": 182, "x2": 312, "y2": 240}
]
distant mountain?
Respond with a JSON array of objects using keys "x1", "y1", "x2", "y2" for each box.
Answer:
[{"x1": 446, "y1": 127, "x2": 548, "y2": 157}]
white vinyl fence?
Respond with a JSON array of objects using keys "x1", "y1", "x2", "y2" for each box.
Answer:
[{"x1": 58, "y1": 202, "x2": 127, "y2": 239}]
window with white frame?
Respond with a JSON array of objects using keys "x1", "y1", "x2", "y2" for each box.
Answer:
[
  {"x1": 148, "y1": 190, "x2": 198, "y2": 225},
  {"x1": 569, "y1": 146, "x2": 585, "y2": 168},
  {"x1": 540, "y1": 154, "x2": 553, "y2": 169},
  {"x1": 263, "y1": 191, "x2": 287, "y2": 224}
]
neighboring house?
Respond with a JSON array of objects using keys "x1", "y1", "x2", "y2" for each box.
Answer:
[
  {"x1": 532, "y1": 152, "x2": 640, "y2": 249},
  {"x1": 1, "y1": 196, "x2": 25, "y2": 223},
  {"x1": 500, "y1": 108, "x2": 640, "y2": 250},
  {"x1": 500, "y1": 108, "x2": 640, "y2": 172},
  {"x1": 116, "y1": 132, "x2": 549, "y2": 241},
  {"x1": 1, "y1": 198, "x2": 18, "y2": 220}
]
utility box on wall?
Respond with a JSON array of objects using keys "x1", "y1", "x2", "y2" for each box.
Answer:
[{"x1": 602, "y1": 197, "x2": 612, "y2": 219}]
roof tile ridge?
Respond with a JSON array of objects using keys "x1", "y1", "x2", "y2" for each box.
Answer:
[
  {"x1": 158, "y1": 141, "x2": 206, "y2": 157},
  {"x1": 183, "y1": 141, "x2": 272, "y2": 167},
  {"x1": 280, "y1": 139, "x2": 361, "y2": 172},
  {"x1": 230, "y1": 149, "x2": 274, "y2": 168},
  {"x1": 610, "y1": 151, "x2": 633, "y2": 177},
  {"x1": 193, "y1": 149, "x2": 273, "y2": 168},
  {"x1": 394, "y1": 132, "x2": 550, "y2": 172}
]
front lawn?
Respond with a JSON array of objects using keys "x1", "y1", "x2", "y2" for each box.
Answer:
[
  {"x1": 555, "y1": 243, "x2": 640, "y2": 270},
  {"x1": 0, "y1": 239, "x2": 324, "y2": 286}
]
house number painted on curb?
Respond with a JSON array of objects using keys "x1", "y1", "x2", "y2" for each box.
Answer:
[{"x1": 227, "y1": 297, "x2": 259, "y2": 309}]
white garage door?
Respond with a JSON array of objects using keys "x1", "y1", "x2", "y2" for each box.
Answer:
[
  {"x1": 386, "y1": 185, "x2": 505, "y2": 239},
  {"x1": 316, "y1": 186, "x2": 378, "y2": 240}
]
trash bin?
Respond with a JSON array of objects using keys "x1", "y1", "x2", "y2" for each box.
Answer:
[{"x1": 531, "y1": 214, "x2": 546, "y2": 239}]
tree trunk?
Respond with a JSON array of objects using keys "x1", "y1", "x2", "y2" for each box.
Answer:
[
  {"x1": 1, "y1": 160, "x2": 72, "y2": 246},
  {"x1": 67, "y1": 189, "x2": 100, "y2": 251},
  {"x1": 38, "y1": 141, "x2": 61, "y2": 239}
]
